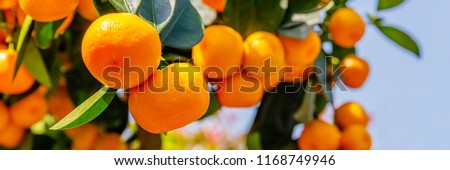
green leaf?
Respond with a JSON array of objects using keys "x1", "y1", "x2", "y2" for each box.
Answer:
[
  {"x1": 287, "y1": 0, "x2": 321, "y2": 13},
  {"x1": 378, "y1": 0, "x2": 404, "y2": 11},
  {"x1": 253, "y1": 83, "x2": 304, "y2": 149},
  {"x1": 314, "y1": 52, "x2": 334, "y2": 104},
  {"x1": 23, "y1": 42, "x2": 52, "y2": 87},
  {"x1": 109, "y1": 0, "x2": 142, "y2": 13},
  {"x1": 93, "y1": 0, "x2": 120, "y2": 15},
  {"x1": 34, "y1": 19, "x2": 64, "y2": 50},
  {"x1": 160, "y1": 0, "x2": 204, "y2": 49},
  {"x1": 50, "y1": 87, "x2": 117, "y2": 130},
  {"x1": 246, "y1": 131, "x2": 263, "y2": 150},
  {"x1": 293, "y1": 83, "x2": 315, "y2": 124},
  {"x1": 138, "y1": 0, "x2": 175, "y2": 32},
  {"x1": 13, "y1": 16, "x2": 33, "y2": 79},
  {"x1": 376, "y1": 25, "x2": 420, "y2": 57},
  {"x1": 223, "y1": 0, "x2": 287, "y2": 37}
]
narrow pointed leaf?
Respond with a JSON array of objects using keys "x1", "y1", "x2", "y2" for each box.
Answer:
[
  {"x1": 23, "y1": 42, "x2": 52, "y2": 87},
  {"x1": 13, "y1": 16, "x2": 33, "y2": 79},
  {"x1": 377, "y1": 25, "x2": 420, "y2": 57},
  {"x1": 378, "y1": 0, "x2": 404, "y2": 11},
  {"x1": 50, "y1": 87, "x2": 117, "y2": 130}
]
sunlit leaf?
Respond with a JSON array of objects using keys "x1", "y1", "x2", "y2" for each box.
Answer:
[
  {"x1": 378, "y1": 0, "x2": 404, "y2": 11},
  {"x1": 23, "y1": 42, "x2": 52, "y2": 87},
  {"x1": 50, "y1": 87, "x2": 117, "y2": 130}
]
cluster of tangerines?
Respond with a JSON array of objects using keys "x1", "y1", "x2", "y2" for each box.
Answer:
[
  {"x1": 0, "y1": 0, "x2": 373, "y2": 150},
  {"x1": 0, "y1": 0, "x2": 127, "y2": 149}
]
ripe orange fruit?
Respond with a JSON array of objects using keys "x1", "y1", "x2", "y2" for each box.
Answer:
[
  {"x1": 18, "y1": 0, "x2": 79, "y2": 22},
  {"x1": 10, "y1": 91, "x2": 48, "y2": 128},
  {"x1": 0, "y1": 0, "x2": 18, "y2": 10},
  {"x1": 0, "y1": 101, "x2": 9, "y2": 131},
  {"x1": 94, "y1": 133, "x2": 127, "y2": 150},
  {"x1": 335, "y1": 102, "x2": 369, "y2": 129},
  {"x1": 283, "y1": 64, "x2": 314, "y2": 83},
  {"x1": 49, "y1": 84, "x2": 75, "y2": 120},
  {"x1": 0, "y1": 49, "x2": 35, "y2": 95},
  {"x1": 340, "y1": 125, "x2": 371, "y2": 150},
  {"x1": 340, "y1": 54, "x2": 369, "y2": 88},
  {"x1": 77, "y1": 0, "x2": 98, "y2": 21},
  {"x1": 298, "y1": 119, "x2": 341, "y2": 150},
  {"x1": 279, "y1": 31, "x2": 322, "y2": 66},
  {"x1": 16, "y1": 5, "x2": 26, "y2": 26},
  {"x1": 129, "y1": 63, "x2": 210, "y2": 134},
  {"x1": 202, "y1": 0, "x2": 226, "y2": 12},
  {"x1": 192, "y1": 25, "x2": 243, "y2": 79},
  {"x1": 82, "y1": 13, "x2": 161, "y2": 89},
  {"x1": 0, "y1": 123, "x2": 25, "y2": 149},
  {"x1": 69, "y1": 123, "x2": 100, "y2": 150},
  {"x1": 243, "y1": 31, "x2": 285, "y2": 91},
  {"x1": 329, "y1": 8, "x2": 365, "y2": 48},
  {"x1": 216, "y1": 71, "x2": 264, "y2": 107}
]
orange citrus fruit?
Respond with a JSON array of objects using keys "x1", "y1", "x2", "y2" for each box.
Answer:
[
  {"x1": 0, "y1": 123, "x2": 25, "y2": 149},
  {"x1": 297, "y1": 119, "x2": 341, "y2": 150},
  {"x1": 340, "y1": 54, "x2": 369, "y2": 88},
  {"x1": 335, "y1": 102, "x2": 369, "y2": 129},
  {"x1": 202, "y1": 0, "x2": 226, "y2": 12},
  {"x1": 82, "y1": 13, "x2": 161, "y2": 89},
  {"x1": 283, "y1": 64, "x2": 314, "y2": 83},
  {"x1": 10, "y1": 91, "x2": 48, "y2": 128},
  {"x1": 77, "y1": 0, "x2": 98, "y2": 21},
  {"x1": 243, "y1": 31, "x2": 285, "y2": 91},
  {"x1": 329, "y1": 8, "x2": 365, "y2": 48},
  {"x1": 94, "y1": 133, "x2": 127, "y2": 150},
  {"x1": 216, "y1": 71, "x2": 264, "y2": 107},
  {"x1": 129, "y1": 63, "x2": 210, "y2": 134},
  {"x1": 0, "y1": 0, "x2": 18, "y2": 10},
  {"x1": 279, "y1": 31, "x2": 321, "y2": 66},
  {"x1": 69, "y1": 123, "x2": 100, "y2": 150},
  {"x1": 48, "y1": 84, "x2": 75, "y2": 120},
  {"x1": 0, "y1": 101, "x2": 9, "y2": 131},
  {"x1": 18, "y1": 0, "x2": 79, "y2": 22},
  {"x1": 0, "y1": 49, "x2": 35, "y2": 95},
  {"x1": 340, "y1": 125, "x2": 371, "y2": 150},
  {"x1": 192, "y1": 25, "x2": 243, "y2": 79}
]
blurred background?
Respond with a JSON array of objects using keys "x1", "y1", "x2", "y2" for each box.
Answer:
[{"x1": 171, "y1": 0, "x2": 450, "y2": 150}]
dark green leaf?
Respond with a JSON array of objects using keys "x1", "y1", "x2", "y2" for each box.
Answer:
[
  {"x1": 160, "y1": 0, "x2": 204, "y2": 49},
  {"x1": 293, "y1": 83, "x2": 315, "y2": 123},
  {"x1": 223, "y1": 0, "x2": 287, "y2": 37},
  {"x1": 378, "y1": 0, "x2": 404, "y2": 11},
  {"x1": 93, "y1": 0, "x2": 120, "y2": 15},
  {"x1": 13, "y1": 16, "x2": 33, "y2": 79},
  {"x1": 109, "y1": 0, "x2": 142, "y2": 13},
  {"x1": 287, "y1": 0, "x2": 321, "y2": 13},
  {"x1": 314, "y1": 52, "x2": 333, "y2": 103},
  {"x1": 332, "y1": 44, "x2": 355, "y2": 60},
  {"x1": 376, "y1": 25, "x2": 420, "y2": 57},
  {"x1": 253, "y1": 83, "x2": 304, "y2": 150},
  {"x1": 138, "y1": 0, "x2": 175, "y2": 32},
  {"x1": 50, "y1": 87, "x2": 117, "y2": 130},
  {"x1": 23, "y1": 42, "x2": 52, "y2": 87},
  {"x1": 34, "y1": 19, "x2": 64, "y2": 49}
]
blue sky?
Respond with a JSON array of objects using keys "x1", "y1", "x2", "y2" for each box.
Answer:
[{"x1": 335, "y1": 0, "x2": 450, "y2": 149}]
